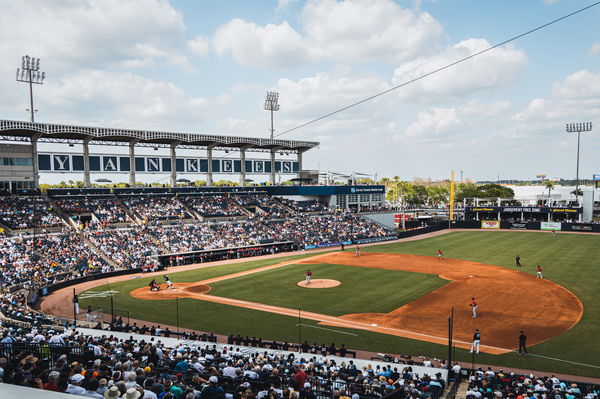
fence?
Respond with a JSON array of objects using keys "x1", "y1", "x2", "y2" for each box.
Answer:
[{"x1": 0, "y1": 342, "x2": 94, "y2": 368}]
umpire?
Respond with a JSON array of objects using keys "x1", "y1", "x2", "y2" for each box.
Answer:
[
  {"x1": 518, "y1": 331, "x2": 527, "y2": 354},
  {"x1": 516, "y1": 255, "x2": 522, "y2": 267}
]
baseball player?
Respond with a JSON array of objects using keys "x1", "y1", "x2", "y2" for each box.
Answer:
[
  {"x1": 72, "y1": 294, "x2": 79, "y2": 315},
  {"x1": 164, "y1": 275, "x2": 174, "y2": 289},
  {"x1": 515, "y1": 255, "x2": 521, "y2": 267},
  {"x1": 536, "y1": 265, "x2": 543, "y2": 279},
  {"x1": 355, "y1": 245, "x2": 361, "y2": 257},
  {"x1": 438, "y1": 249, "x2": 443, "y2": 260},
  {"x1": 470, "y1": 297, "x2": 478, "y2": 318},
  {"x1": 518, "y1": 331, "x2": 528, "y2": 355},
  {"x1": 305, "y1": 269, "x2": 312, "y2": 285},
  {"x1": 552, "y1": 229, "x2": 556, "y2": 237},
  {"x1": 470, "y1": 328, "x2": 481, "y2": 354}
]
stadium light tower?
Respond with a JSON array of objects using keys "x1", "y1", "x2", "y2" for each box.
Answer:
[
  {"x1": 264, "y1": 91, "x2": 280, "y2": 139},
  {"x1": 16, "y1": 55, "x2": 45, "y2": 123},
  {"x1": 565, "y1": 122, "x2": 593, "y2": 207}
]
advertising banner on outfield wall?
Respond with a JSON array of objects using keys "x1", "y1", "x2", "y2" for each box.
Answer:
[
  {"x1": 569, "y1": 223, "x2": 594, "y2": 232},
  {"x1": 481, "y1": 220, "x2": 500, "y2": 229},
  {"x1": 507, "y1": 222, "x2": 528, "y2": 230},
  {"x1": 541, "y1": 222, "x2": 562, "y2": 231}
]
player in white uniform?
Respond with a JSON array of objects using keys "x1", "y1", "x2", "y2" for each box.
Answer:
[{"x1": 164, "y1": 275, "x2": 174, "y2": 290}]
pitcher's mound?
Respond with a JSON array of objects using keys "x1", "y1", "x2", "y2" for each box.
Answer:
[{"x1": 297, "y1": 279, "x2": 341, "y2": 288}]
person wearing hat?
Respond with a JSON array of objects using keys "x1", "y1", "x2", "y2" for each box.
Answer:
[
  {"x1": 301, "y1": 382, "x2": 316, "y2": 399},
  {"x1": 104, "y1": 385, "x2": 121, "y2": 399},
  {"x1": 122, "y1": 387, "x2": 142, "y2": 399},
  {"x1": 67, "y1": 373, "x2": 86, "y2": 395},
  {"x1": 199, "y1": 376, "x2": 224, "y2": 399}
]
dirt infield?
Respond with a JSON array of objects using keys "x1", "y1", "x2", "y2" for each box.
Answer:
[{"x1": 297, "y1": 279, "x2": 341, "y2": 288}]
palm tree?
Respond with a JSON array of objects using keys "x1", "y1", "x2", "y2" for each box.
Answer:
[{"x1": 544, "y1": 181, "x2": 555, "y2": 205}]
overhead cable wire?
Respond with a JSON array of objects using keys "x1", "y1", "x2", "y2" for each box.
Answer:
[{"x1": 274, "y1": 1, "x2": 600, "y2": 138}]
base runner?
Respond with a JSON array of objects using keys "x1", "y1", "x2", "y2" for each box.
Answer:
[{"x1": 164, "y1": 275, "x2": 174, "y2": 289}]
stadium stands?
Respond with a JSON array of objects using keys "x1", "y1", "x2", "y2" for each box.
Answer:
[
  {"x1": 54, "y1": 197, "x2": 130, "y2": 225},
  {"x1": 0, "y1": 195, "x2": 63, "y2": 230}
]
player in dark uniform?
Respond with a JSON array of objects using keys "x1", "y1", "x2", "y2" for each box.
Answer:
[
  {"x1": 470, "y1": 328, "x2": 480, "y2": 353},
  {"x1": 515, "y1": 255, "x2": 522, "y2": 267},
  {"x1": 518, "y1": 331, "x2": 527, "y2": 354}
]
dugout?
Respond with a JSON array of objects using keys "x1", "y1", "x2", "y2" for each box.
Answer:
[
  {"x1": 464, "y1": 206, "x2": 581, "y2": 222},
  {"x1": 158, "y1": 241, "x2": 297, "y2": 267}
]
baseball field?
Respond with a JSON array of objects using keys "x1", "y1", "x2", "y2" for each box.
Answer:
[{"x1": 65, "y1": 230, "x2": 599, "y2": 377}]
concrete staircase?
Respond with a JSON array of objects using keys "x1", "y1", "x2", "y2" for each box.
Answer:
[{"x1": 453, "y1": 378, "x2": 469, "y2": 399}]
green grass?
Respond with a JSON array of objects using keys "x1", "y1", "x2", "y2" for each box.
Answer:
[
  {"x1": 208, "y1": 263, "x2": 447, "y2": 316},
  {"x1": 80, "y1": 231, "x2": 600, "y2": 378}
]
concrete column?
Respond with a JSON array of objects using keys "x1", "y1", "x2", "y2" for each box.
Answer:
[
  {"x1": 207, "y1": 145, "x2": 215, "y2": 186},
  {"x1": 83, "y1": 136, "x2": 91, "y2": 188},
  {"x1": 31, "y1": 133, "x2": 41, "y2": 189},
  {"x1": 270, "y1": 150, "x2": 276, "y2": 185},
  {"x1": 170, "y1": 143, "x2": 177, "y2": 188},
  {"x1": 129, "y1": 140, "x2": 137, "y2": 187},
  {"x1": 240, "y1": 148, "x2": 247, "y2": 186},
  {"x1": 297, "y1": 150, "x2": 304, "y2": 180}
]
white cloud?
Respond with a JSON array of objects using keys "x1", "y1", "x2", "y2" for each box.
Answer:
[
  {"x1": 589, "y1": 42, "x2": 600, "y2": 57},
  {"x1": 212, "y1": 0, "x2": 444, "y2": 68},
  {"x1": 392, "y1": 38, "x2": 527, "y2": 101},
  {"x1": 275, "y1": 70, "x2": 390, "y2": 120},
  {"x1": 515, "y1": 69, "x2": 600, "y2": 123},
  {"x1": 37, "y1": 70, "x2": 211, "y2": 130},
  {"x1": 277, "y1": 0, "x2": 300, "y2": 11},
  {"x1": 300, "y1": 0, "x2": 444, "y2": 63},
  {"x1": 213, "y1": 19, "x2": 309, "y2": 68},
  {"x1": 0, "y1": 0, "x2": 189, "y2": 72},
  {"x1": 402, "y1": 100, "x2": 511, "y2": 138},
  {"x1": 187, "y1": 36, "x2": 210, "y2": 58},
  {"x1": 405, "y1": 107, "x2": 462, "y2": 137}
]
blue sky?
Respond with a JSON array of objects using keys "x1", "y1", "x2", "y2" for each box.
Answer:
[{"x1": 1, "y1": 0, "x2": 599, "y2": 183}]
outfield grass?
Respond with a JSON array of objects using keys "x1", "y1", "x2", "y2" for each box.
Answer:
[
  {"x1": 208, "y1": 263, "x2": 447, "y2": 316},
  {"x1": 80, "y1": 231, "x2": 600, "y2": 378}
]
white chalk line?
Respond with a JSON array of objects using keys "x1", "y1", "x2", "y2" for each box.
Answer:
[{"x1": 296, "y1": 323, "x2": 359, "y2": 336}]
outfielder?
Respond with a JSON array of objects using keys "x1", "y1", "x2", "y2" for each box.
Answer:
[
  {"x1": 470, "y1": 328, "x2": 481, "y2": 354},
  {"x1": 438, "y1": 249, "x2": 443, "y2": 260}
]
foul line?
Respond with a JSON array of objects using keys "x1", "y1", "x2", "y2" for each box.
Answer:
[
  {"x1": 511, "y1": 352, "x2": 600, "y2": 369},
  {"x1": 296, "y1": 323, "x2": 359, "y2": 336}
]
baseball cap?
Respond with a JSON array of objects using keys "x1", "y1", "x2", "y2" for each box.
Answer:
[
  {"x1": 304, "y1": 382, "x2": 311, "y2": 388},
  {"x1": 209, "y1": 376, "x2": 218, "y2": 384},
  {"x1": 71, "y1": 374, "x2": 85, "y2": 383}
]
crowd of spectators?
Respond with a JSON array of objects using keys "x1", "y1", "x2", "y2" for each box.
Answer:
[
  {"x1": 184, "y1": 196, "x2": 246, "y2": 219},
  {"x1": 0, "y1": 195, "x2": 63, "y2": 230},
  {"x1": 278, "y1": 199, "x2": 328, "y2": 214},
  {"x1": 234, "y1": 195, "x2": 292, "y2": 219},
  {"x1": 55, "y1": 198, "x2": 130, "y2": 224},
  {"x1": 122, "y1": 197, "x2": 192, "y2": 221},
  {"x1": 86, "y1": 228, "x2": 163, "y2": 269},
  {"x1": 0, "y1": 324, "x2": 451, "y2": 399},
  {"x1": 465, "y1": 367, "x2": 599, "y2": 399},
  {"x1": 0, "y1": 234, "x2": 112, "y2": 290}
]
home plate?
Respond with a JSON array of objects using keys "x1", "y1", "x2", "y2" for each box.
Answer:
[
  {"x1": 469, "y1": 275, "x2": 474, "y2": 278},
  {"x1": 371, "y1": 323, "x2": 378, "y2": 326}
]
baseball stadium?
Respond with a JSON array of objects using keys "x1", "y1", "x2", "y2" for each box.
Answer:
[{"x1": 1, "y1": 2, "x2": 600, "y2": 399}]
